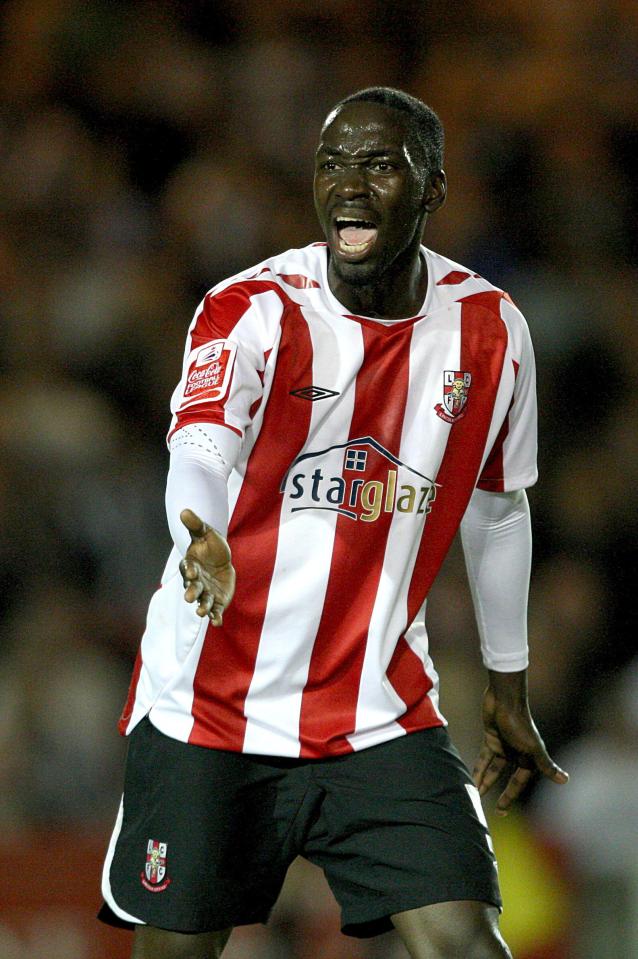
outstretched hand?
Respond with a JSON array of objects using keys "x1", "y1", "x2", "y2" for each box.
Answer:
[
  {"x1": 473, "y1": 677, "x2": 569, "y2": 816},
  {"x1": 179, "y1": 509, "x2": 235, "y2": 626}
]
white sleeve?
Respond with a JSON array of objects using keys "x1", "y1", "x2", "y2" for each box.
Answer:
[
  {"x1": 165, "y1": 423, "x2": 241, "y2": 555},
  {"x1": 477, "y1": 300, "x2": 538, "y2": 492},
  {"x1": 460, "y1": 487, "x2": 531, "y2": 671}
]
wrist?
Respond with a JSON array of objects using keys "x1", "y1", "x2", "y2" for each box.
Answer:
[{"x1": 487, "y1": 668, "x2": 529, "y2": 708}]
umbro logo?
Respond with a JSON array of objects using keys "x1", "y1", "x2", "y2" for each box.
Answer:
[{"x1": 290, "y1": 386, "x2": 340, "y2": 402}]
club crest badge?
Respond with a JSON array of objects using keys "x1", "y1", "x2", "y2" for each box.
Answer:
[
  {"x1": 435, "y1": 371, "x2": 472, "y2": 424},
  {"x1": 140, "y1": 839, "x2": 172, "y2": 893}
]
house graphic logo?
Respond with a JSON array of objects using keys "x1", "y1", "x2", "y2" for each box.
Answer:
[{"x1": 279, "y1": 436, "x2": 438, "y2": 523}]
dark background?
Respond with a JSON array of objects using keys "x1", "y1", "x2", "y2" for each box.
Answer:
[{"x1": 1, "y1": 2, "x2": 636, "y2": 957}]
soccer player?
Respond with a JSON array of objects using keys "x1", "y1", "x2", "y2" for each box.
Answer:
[{"x1": 100, "y1": 87, "x2": 569, "y2": 959}]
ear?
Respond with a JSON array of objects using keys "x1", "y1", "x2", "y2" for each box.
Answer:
[{"x1": 423, "y1": 170, "x2": 447, "y2": 213}]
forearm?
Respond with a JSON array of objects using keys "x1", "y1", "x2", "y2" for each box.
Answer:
[
  {"x1": 465, "y1": 497, "x2": 569, "y2": 806},
  {"x1": 460, "y1": 488, "x2": 532, "y2": 672},
  {"x1": 165, "y1": 423, "x2": 241, "y2": 555}
]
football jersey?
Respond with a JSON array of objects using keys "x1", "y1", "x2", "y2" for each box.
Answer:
[{"x1": 120, "y1": 243, "x2": 537, "y2": 758}]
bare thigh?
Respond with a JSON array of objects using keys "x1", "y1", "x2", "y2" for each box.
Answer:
[
  {"x1": 391, "y1": 901, "x2": 512, "y2": 959},
  {"x1": 131, "y1": 924, "x2": 232, "y2": 959}
]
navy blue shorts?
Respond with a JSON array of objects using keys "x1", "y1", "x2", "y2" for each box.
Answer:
[{"x1": 100, "y1": 718, "x2": 500, "y2": 937}]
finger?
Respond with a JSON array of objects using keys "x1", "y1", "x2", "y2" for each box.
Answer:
[
  {"x1": 472, "y1": 746, "x2": 492, "y2": 789},
  {"x1": 477, "y1": 757, "x2": 507, "y2": 796},
  {"x1": 533, "y1": 749, "x2": 569, "y2": 784},
  {"x1": 209, "y1": 601, "x2": 225, "y2": 627},
  {"x1": 180, "y1": 508, "x2": 210, "y2": 541},
  {"x1": 184, "y1": 579, "x2": 204, "y2": 603},
  {"x1": 495, "y1": 766, "x2": 534, "y2": 816},
  {"x1": 473, "y1": 747, "x2": 506, "y2": 795},
  {"x1": 196, "y1": 591, "x2": 214, "y2": 618},
  {"x1": 180, "y1": 559, "x2": 200, "y2": 584}
]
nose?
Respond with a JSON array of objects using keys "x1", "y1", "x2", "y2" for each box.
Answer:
[{"x1": 335, "y1": 165, "x2": 370, "y2": 199}]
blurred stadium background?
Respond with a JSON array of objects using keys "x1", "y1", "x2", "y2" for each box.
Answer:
[{"x1": 0, "y1": 1, "x2": 637, "y2": 957}]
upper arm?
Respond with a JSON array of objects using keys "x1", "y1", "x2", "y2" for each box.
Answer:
[
  {"x1": 477, "y1": 299, "x2": 538, "y2": 493},
  {"x1": 167, "y1": 284, "x2": 284, "y2": 444}
]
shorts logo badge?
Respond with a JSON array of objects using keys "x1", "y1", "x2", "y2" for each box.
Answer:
[
  {"x1": 140, "y1": 839, "x2": 172, "y2": 893},
  {"x1": 435, "y1": 370, "x2": 472, "y2": 423}
]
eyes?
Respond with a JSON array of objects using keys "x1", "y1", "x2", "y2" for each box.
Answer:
[
  {"x1": 370, "y1": 160, "x2": 394, "y2": 172},
  {"x1": 318, "y1": 158, "x2": 397, "y2": 174}
]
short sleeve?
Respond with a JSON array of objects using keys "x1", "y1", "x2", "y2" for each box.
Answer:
[
  {"x1": 167, "y1": 283, "x2": 284, "y2": 443},
  {"x1": 477, "y1": 299, "x2": 538, "y2": 493}
]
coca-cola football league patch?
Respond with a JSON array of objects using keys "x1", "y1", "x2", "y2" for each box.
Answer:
[{"x1": 179, "y1": 339, "x2": 237, "y2": 409}]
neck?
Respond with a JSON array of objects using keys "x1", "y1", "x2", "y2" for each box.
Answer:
[{"x1": 327, "y1": 243, "x2": 427, "y2": 320}]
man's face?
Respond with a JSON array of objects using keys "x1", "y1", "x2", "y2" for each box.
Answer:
[{"x1": 313, "y1": 101, "x2": 428, "y2": 287}]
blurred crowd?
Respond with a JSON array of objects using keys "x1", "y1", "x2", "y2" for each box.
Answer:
[{"x1": 0, "y1": 1, "x2": 637, "y2": 957}]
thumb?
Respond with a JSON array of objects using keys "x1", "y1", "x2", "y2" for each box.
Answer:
[
  {"x1": 180, "y1": 508, "x2": 209, "y2": 540},
  {"x1": 535, "y1": 748, "x2": 569, "y2": 784}
]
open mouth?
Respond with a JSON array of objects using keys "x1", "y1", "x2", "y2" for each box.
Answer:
[{"x1": 334, "y1": 217, "x2": 378, "y2": 258}]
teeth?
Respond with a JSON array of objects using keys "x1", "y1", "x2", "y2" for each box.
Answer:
[
  {"x1": 341, "y1": 240, "x2": 369, "y2": 252},
  {"x1": 338, "y1": 235, "x2": 375, "y2": 252}
]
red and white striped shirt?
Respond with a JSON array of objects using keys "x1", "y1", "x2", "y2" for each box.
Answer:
[{"x1": 120, "y1": 243, "x2": 537, "y2": 758}]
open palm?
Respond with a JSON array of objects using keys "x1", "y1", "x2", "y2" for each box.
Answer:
[{"x1": 179, "y1": 508, "x2": 236, "y2": 627}]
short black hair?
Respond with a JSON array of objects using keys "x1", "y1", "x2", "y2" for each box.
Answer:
[{"x1": 329, "y1": 87, "x2": 444, "y2": 178}]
